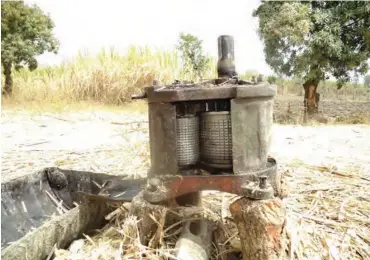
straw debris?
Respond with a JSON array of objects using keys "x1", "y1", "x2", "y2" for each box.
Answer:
[
  {"x1": 53, "y1": 162, "x2": 370, "y2": 260},
  {"x1": 54, "y1": 192, "x2": 239, "y2": 260},
  {"x1": 282, "y1": 163, "x2": 370, "y2": 259}
]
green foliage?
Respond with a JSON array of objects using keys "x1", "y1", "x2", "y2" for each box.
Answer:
[
  {"x1": 1, "y1": 1, "x2": 59, "y2": 93},
  {"x1": 3, "y1": 44, "x2": 367, "y2": 106},
  {"x1": 176, "y1": 33, "x2": 212, "y2": 80},
  {"x1": 364, "y1": 74, "x2": 370, "y2": 88},
  {"x1": 267, "y1": 75, "x2": 277, "y2": 84},
  {"x1": 253, "y1": 1, "x2": 370, "y2": 88}
]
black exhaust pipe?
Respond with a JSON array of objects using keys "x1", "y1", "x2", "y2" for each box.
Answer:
[{"x1": 217, "y1": 35, "x2": 237, "y2": 78}]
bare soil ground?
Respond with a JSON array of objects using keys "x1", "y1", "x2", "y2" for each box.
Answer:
[
  {"x1": 274, "y1": 95, "x2": 370, "y2": 124},
  {"x1": 2, "y1": 109, "x2": 370, "y2": 181},
  {"x1": 1, "y1": 109, "x2": 150, "y2": 182}
]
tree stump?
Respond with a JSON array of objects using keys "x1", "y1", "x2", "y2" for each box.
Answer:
[
  {"x1": 129, "y1": 189, "x2": 214, "y2": 260},
  {"x1": 229, "y1": 197, "x2": 286, "y2": 260},
  {"x1": 129, "y1": 191, "x2": 175, "y2": 247}
]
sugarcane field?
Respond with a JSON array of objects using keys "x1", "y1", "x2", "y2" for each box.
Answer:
[{"x1": 1, "y1": 1, "x2": 370, "y2": 260}]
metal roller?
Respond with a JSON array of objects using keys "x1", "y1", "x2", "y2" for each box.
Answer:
[
  {"x1": 176, "y1": 115, "x2": 200, "y2": 166},
  {"x1": 200, "y1": 111, "x2": 232, "y2": 169}
]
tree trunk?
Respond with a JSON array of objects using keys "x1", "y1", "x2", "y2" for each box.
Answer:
[
  {"x1": 129, "y1": 191, "x2": 179, "y2": 247},
  {"x1": 2, "y1": 63, "x2": 13, "y2": 95},
  {"x1": 229, "y1": 197, "x2": 286, "y2": 260},
  {"x1": 303, "y1": 80, "x2": 320, "y2": 115}
]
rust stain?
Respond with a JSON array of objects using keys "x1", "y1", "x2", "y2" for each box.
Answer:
[
  {"x1": 264, "y1": 199, "x2": 282, "y2": 209},
  {"x1": 264, "y1": 201, "x2": 274, "y2": 208},
  {"x1": 229, "y1": 200, "x2": 242, "y2": 215},
  {"x1": 167, "y1": 174, "x2": 247, "y2": 200},
  {"x1": 266, "y1": 224, "x2": 283, "y2": 249}
]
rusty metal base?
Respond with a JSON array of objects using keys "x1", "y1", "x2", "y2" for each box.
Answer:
[{"x1": 143, "y1": 157, "x2": 279, "y2": 204}]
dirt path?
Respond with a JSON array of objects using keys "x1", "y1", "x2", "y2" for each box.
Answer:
[
  {"x1": 2, "y1": 108, "x2": 369, "y2": 182},
  {"x1": 1, "y1": 109, "x2": 150, "y2": 182}
]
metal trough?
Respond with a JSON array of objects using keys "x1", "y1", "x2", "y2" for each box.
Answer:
[{"x1": 1, "y1": 168, "x2": 144, "y2": 260}]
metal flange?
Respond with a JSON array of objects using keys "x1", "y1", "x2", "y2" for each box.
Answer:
[{"x1": 241, "y1": 176, "x2": 274, "y2": 200}]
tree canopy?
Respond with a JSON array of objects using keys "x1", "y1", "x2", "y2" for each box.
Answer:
[
  {"x1": 253, "y1": 1, "x2": 370, "y2": 88},
  {"x1": 253, "y1": 1, "x2": 370, "y2": 114},
  {"x1": 176, "y1": 33, "x2": 211, "y2": 80},
  {"x1": 1, "y1": 1, "x2": 59, "y2": 94}
]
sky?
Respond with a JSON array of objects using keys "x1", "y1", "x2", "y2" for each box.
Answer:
[{"x1": 24, "y1": 0, "x2": 273, "y2": 76}]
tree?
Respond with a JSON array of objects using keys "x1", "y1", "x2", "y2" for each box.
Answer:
[
  {"x1": 1, "y1": 1, "x2": 59, "y2": 95},
  {"x1": 176, "y1": 33, "x2": 211, "y2": 80},
  {"x1": 364, "y1": 74, "x2": 370, "y2": 88},
  {"x1": 253, "y1": 1, "x2": 370, "y2": 114}
]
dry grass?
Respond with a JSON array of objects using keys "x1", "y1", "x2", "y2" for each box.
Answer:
[
  {"x1": 2, "y1": 45, "x2": 369, "y2": 110},
  {"x1": 1, "y1": 97, "x2": 149, "y2": 116},
  {"x1": 52, "y1": 162, "x2": 370, "y2": 260},
  {"x1": 334, "y1": 113, "x2": 370, "y2": 125},
  {"x1": 274, "y1": 99, "x2": 370, "y2": 126},
  {"x1": 54, "y1": 193, "x2": 237, "y2": 260},
  {"x1": 283, "y1": 163, "x2": 370, "y2": 259},
  {"x1": 2, "y1": 46, "x2": 216, "y2": 106}
]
